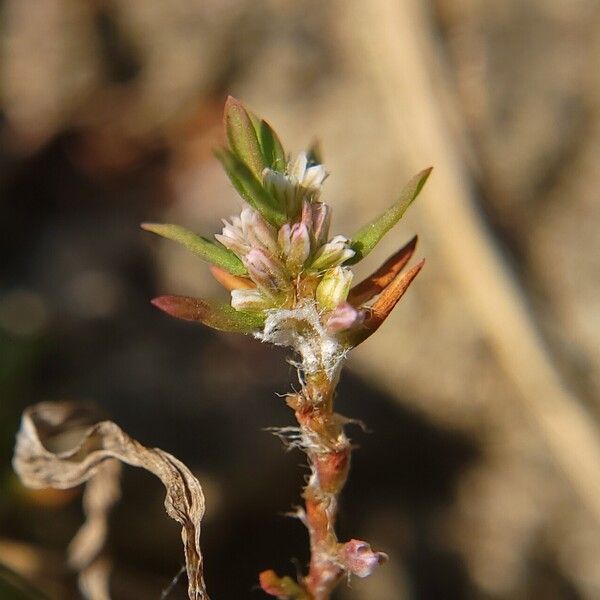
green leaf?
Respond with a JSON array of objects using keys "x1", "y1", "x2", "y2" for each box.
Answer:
[
  {"x1": 215, "y1": 148, "x2": 287, "y2": 227},
  {"x1": 347, "y1": 167, "x2": 432, "y2": 264},
  {"x1": 257, "y1": 120, "x2": 286, "y2": 171},
  {"x1": 141, "y1": 223, "x2": 247, "y2": 276},
  {"x1": 152, "y1": 295, "x2": 265, "y2": 333},
  {"x1": 244, "y1": 106, "x2": 286, "y2": 172},
  {"x1": 224, "y1": 96, "x2": 266, "y2": 178}
]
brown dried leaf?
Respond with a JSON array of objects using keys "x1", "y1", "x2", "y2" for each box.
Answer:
[
  {"x1": 69, "y1": 458, "x2": 121, "y2": 600},
  {"x1": 347, "y1": 236, "x2": 417, "y2": 306},
  {"x1": 370, "y1": 260, "x2": 424, "y2": 318},
  {"x1": 344, "y1": 260, "x2": 424, "y2": 347},
  {"x1": 13, "y1": 402, "x2": 210, "y2": 600}
]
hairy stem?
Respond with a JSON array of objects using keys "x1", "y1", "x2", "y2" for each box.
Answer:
[
  {"x1": 289, "y1": 369, "x2": 350, "y2": 599},
  {"x1": 258, "y1": 305, "x2": 387, "y2": 600}
]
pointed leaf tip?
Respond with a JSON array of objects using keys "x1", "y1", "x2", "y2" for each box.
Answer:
[
  {"x1": 348, "y1": 235, "x2": 418, "y2": 306},
  {"x1": 224, "y1": 96, "x2": 266, "y2": 178},
  {"x1": 258, "y1": 119, "x2": 286, "y2": 171},
  {"x1": 347, "y1": 167, "x2": 432, "y2": 264},
  {"x1": 142, "y1": 222, "x2": 247, "y2": 276},
  {"x1": 344, "y1": 259, "x2": 425, "y2": 347},
  {"x1": 152, "y1": 295, "x2": 264, "y2": 333}
]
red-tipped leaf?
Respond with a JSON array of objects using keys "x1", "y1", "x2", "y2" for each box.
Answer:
[{"x1": 151, "y1": 295, "x2": 264, "y2": 333}]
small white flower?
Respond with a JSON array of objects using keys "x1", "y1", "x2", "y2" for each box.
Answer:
[
  {"x1": 231, "y1": 288, "x2": 275, "y2": 312},
  {"x1": 263, "y1": 152, "x2": 329, "y2": 218},
  {"x1": 216, "y1": 207, "x2": 279, "y2": 259},
  {"x1": 309, "y1": 235, "x2": 355, "y2": 272},
  {"x1": 240, "y1": 207, "x2": 279, "y2": 256},
  {"x1": 215, "y1": 216, "x2": 249, "y2": 257},
  {"x1": 289, "y1": 152, "x2": 328, "y2": 191}
]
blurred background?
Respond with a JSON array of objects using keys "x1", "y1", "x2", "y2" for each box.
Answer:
[{"x1": 1, "y1": 0, "x2": 599, "y2": 598}]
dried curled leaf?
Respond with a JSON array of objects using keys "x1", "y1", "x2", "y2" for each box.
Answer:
[
  {"x1": 69, "y1": 458, "x2": 121, "y2": 600},
  {"x1": 13, "y1": 402, "x2": 210, "y2": 600}
]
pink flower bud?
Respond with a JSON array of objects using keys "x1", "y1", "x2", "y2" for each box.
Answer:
[
  {"x1": 310, "y1": 202, "x2": 331, "y2": 247},
  {"x1": 279, "y1": 222, "x2": 311, "y2": 274},
  {"x1": 310, "y1": 236, "x2": 355, "y2": 272},
  {"x1": 341, "y1": 539, "x2": 388, "y2": 578},
  {"x1": 244, "y1": 248, "x2": 289, "y2": 295},
  {"x1": 278, "y1": 223, "x2": 293, "y2": 256},
  {"x1": 316, "y1": 267, "x2": 353, "y2": 310},
  {"x1": 326, "y1": 302, "x2": 363, "y2": 333}
]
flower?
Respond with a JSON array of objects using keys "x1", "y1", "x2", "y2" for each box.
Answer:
[
  {"x1": 263, "y1": 152, "x2": 328, "y2": 218},
  {"x1": 341, "y1": 539, "x2": 388, "y2": 578},
  {"x1": 309, "y1": 235, "x2": 355, "y2": 272},
  {"x1": 144, "y1": 96, "x2": 430, "y2": 349}
]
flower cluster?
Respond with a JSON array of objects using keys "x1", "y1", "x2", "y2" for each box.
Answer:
[
  {"x1": 215, "y1": 155, "x2": 360, "y2": 334},
  {"x1": 142, "y1": 96, "x2": 430, "y2": 356}
]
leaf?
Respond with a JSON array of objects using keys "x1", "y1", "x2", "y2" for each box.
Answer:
[
  {"x1": 343, "y1": 260, "x2": 424, "y2": 347},
  {"x1": 152, "y1": 295, "x2": 265, "y2": 333},
  {"x1": 215, "y1": 148, "x2": 286, "y2": 227},
  {"x1": 257, "y1": 120, "x2": 286, "y2": 171},
  {"x1": 224, "y1": 96, "x2": 266, "y2": 177},
  {"x1": 13, "y1": 401, "x2": 210, "y2": 600},
  {"x1": 259, "y1": 570, "x2": 310, "y2": 600},
  {"x1": 347, "y1": 168, "x2": 432, "y2": 264},
  {"x1": 69, "y1": 458, "x2": 121, "y2": 600},
  {"x1": 141, "y1": 223, "x2": 247, "y2": 276},
  {"x1": 348, "y1": 236, "x2": 417, "y2": 306},
  {"x1": 209, "y1": 265, "x2": 255, "y2": 291}
]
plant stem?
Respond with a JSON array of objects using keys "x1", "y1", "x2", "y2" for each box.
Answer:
[
  {"x1": 258, "y1": 305, "x2": 387, "y2": 599},
  {"x1": 287, "y1": 368, "x2": 350, "y2": 599}
]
